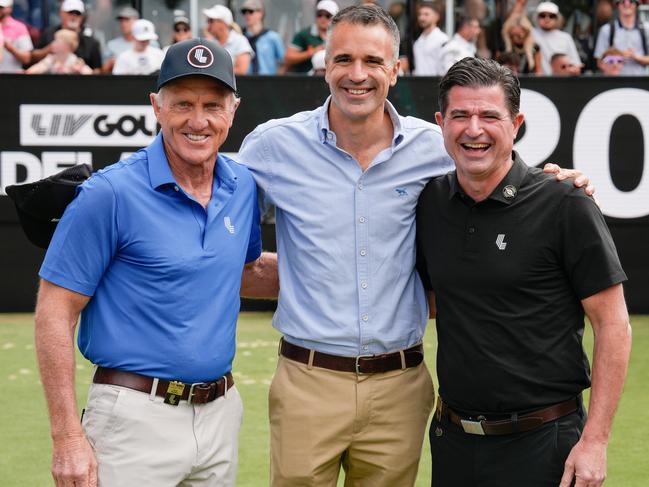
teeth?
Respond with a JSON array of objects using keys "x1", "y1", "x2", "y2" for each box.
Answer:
[
  {"x1": 186, "y1": 134, "x2": 207, "y2": 141},
  {"x1": 464, "y1": 143, "x2": 489, "y2": 149},
  {"x1": 348, "y1": 89, "x2": 368, "y2": 95}
]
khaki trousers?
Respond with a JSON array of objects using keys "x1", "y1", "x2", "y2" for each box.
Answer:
[
  {"x1": 82, "y1": 382, "x2": 243, "y2": 486},
  {"x1": 269, "y1": 354, "x2": 435, "y2": 487}
]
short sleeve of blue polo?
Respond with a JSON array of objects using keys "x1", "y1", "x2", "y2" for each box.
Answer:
[{"x1": 40, "y1": 137, "x2": 261, "y2": 383}]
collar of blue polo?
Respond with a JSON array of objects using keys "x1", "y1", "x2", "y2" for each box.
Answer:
[
  {"x1": 146, "y1": 132, "x2": 238, "y2": 193},
  {"x1": 317, "y1": 96, "x2": 404, "y2": 146}
]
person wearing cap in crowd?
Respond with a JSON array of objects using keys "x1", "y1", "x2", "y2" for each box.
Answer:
[
  {"x1": 102, "y1": 6, "x2": 158, "y2": 73},
  {"x1": 593, "y1": 0, "x2": 649, "y2": 75},
  {"x1": 240, "y1": 0, "x2": 284, "y2": 75},
  {"x1": 597, "y1": 46, "x2": 627, "y2": 75},
  {"x1": 31, "y1": 0, "x2": 102, "y2": 73},
  {"x1": 204, "y1": 4, "x2": 253, "y2": 75},
  {"x1": 113, "y1": 19, "x2": 164, "y2": 75},
  {"x1": 34, "y1": 37, "x2": 278, "y2": 486},
  {"x1": 284, "y1": 0, "x2": 338, "y2": 73},
  {"x1": 25, "y1": 27, "x2": 92, "y2": 74},
  {"x1": 533, "y1": 2, "x2": 583, "y2": 75},
  {"x1": 0, "y1": 0, "x2": 33, "y2": 73},
  {"x1": 167, "y1": 11, "x2": 193, "y2": 49}
]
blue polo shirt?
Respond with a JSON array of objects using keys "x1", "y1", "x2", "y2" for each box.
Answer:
[{"x1": 40, "y1": 133, "x2": 261, "y2": 383}]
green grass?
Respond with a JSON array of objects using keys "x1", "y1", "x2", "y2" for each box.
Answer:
[{"x1": 1, "y1": 313, "x2": 648, "y2": 486}]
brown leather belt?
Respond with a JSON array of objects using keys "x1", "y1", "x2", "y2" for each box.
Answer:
[
  {"x1": 93, "y1": 367, "x2": 234, "y2": 405},
  {"x1": 279, "y1": 339, "x2": 424, "y2": 374},
  {"x1": 436, "y1": 397, "x2": 579, "y2": 436}
]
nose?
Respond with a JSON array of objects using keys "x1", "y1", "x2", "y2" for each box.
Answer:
[
  {"x1": 187, "y1": 107, "x2": 209, "y2": 131},
  {"x1": 465, "y1": 115, "x2": 483, "y2": 137},
  {"x1": 349, "y1": 59, "x2": 368, "y2": 83}
]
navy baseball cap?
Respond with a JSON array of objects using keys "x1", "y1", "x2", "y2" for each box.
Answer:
[
  {"x1": 5, "y1": 164, "x2": 92, "y2": 249},
  {"x1": 156, "y1": 38, "x2": 236, "y2": 92}
]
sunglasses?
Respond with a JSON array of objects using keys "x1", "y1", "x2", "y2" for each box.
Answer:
[
  {"x1": 316, "y1": 11, "x2": 332, "y2": 19},
  {"x1": 241, "y1": 9, "x2": 258, "y2": 15},
  {"x1": 615, "y1": 0, "x2": 638, "y2": 5},
  {"x1": 602, "y1": 56, "x2": 625, "y2": 65},
  {"x1": 538, "y1": 12, "x2": 557, "y2": 19},
  {"x1": 559, "y1": 63, "x2": 573, "y2": 69},
  {"x1": 174, "y1": 26, "x2": 190, "y2": 32},
  {"x1": 67, "y1": 10, "x2": 83, "y2": 16}
]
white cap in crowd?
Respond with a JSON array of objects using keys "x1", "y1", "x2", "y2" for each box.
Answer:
[
  {"x1": 61, "y1": 0, "x2": 85, "y2": 13},
  {"x1": 132, "y1": 19, "x2": 158, "y2": 41},
  {"x1": 203, "y1": 4, "x2": 234, "y2": 25},
  {"x1": 536, "y1": 2, "x2": 559, "y2": 15},
  {"x1": 316, "y1": 0, "x2": 339, "y2": 17},
  {"x1": 0, "y1": 0, "x2": 13, "y2": 7}
]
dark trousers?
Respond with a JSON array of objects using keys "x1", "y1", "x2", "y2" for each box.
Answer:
[{"x1": 430, "y1": 404, "x2": 586, "y2": 487}]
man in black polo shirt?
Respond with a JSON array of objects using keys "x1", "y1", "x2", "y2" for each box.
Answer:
[{"x1": 416, "y1": 57, "x2": 631, "y2": 487}]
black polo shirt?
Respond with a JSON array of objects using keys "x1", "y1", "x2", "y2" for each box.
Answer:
[{"x1": 416, "y1": 152, "x2": 626, "y2": 414}]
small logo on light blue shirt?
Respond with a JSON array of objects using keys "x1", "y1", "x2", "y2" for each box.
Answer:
[
  {"x1": 395, "y1": 188, "x2": 408, "y2": 197},
  {"x1": 224, "y1": 216, "x2": 235, "y2": 234}
]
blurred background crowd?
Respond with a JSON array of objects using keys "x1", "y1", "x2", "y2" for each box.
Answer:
[{"x1": 1, "y1": 0, "x2": 647, "y2": 76}]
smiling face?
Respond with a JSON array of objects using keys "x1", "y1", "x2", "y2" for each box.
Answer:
[
  {"x1": 435, "y1": 84, "x2": 524, "y2": 186},
  {"x1": 325, "y1": 21, "x2": 399, "y2": 125},
  {"x1": 150, "y1": 76, "x2": 239, "y2": 170}
]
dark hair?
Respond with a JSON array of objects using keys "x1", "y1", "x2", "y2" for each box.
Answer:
[
  {"x1": 327, "y1": 4, "x2": 400, "y2": 63},
  {"x1": 418, "y1": 1, "x2": 441, "y2": 15},
  {"x1": 550, "y1": 52, "x2": 569, "y2": 63},
  {"x1": 456, "y1": 15, "x2": 479, "y2": 32},
  {"x1": 438, "y1": 57, "x2": 521, "y2": 118}
]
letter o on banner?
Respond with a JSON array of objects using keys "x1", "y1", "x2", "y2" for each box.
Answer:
[
  {"x1": 574, "y1": 88, "x2": 649, "y2": 219},
  {"x1": 515, "y1": 89, "x2": 561, "y2": 167}
]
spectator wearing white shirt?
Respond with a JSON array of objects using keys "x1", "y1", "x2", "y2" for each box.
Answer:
[
  {"x1": 113, "y1": 19, "x2": 164, "y2": 75},
  {"x1": 412, "y1": 1, "x2": 448, "y2": 75},
  {"x1": 533, "y1": 2, "x2": 582, "y2": 75},
  {"x1": 0, "y1": 0, "x2": 33, "y2": 72},
  {"x1": 204, "y1": 4, "x2": 253, "y2": 75},
  {"x1": 439, "y1": 16, "x2": 480, "y2": 75}
]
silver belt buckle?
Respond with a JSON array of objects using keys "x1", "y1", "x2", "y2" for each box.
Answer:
[
  {"x1": 355, "y1": 354, "x2": 373, "y2": 374},
  {"x1": 460, "y1": 418, "x2": 486, "y2": 435}
]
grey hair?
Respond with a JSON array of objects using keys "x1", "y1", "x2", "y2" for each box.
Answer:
[
  {"x1": 326, "y1": 4, "x2": 400, "y2": 64},
  {"x1": 438, "y1": 57, "x2": 521, "y2": 118}
]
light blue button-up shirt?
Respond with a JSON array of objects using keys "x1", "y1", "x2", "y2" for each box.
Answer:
[{"x1": 239, "y1": 98, "x2": 454, "y2": 356}]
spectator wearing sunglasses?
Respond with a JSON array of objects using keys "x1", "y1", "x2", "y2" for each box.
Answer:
[
  {"x1": 172, "y1": 12, "x2": 192, "y2": 44},
  {"x1": 550, "y1": 52, "x2": 581, "y2": 76},
  {"x1": 594, "y1": 0, "x2": 649, "y2": 75},
  {"x1": 533, "y1": 2, "x2": 582, "y2": 75},
  {"x1": 597, "y1": 46, "x2": 626, "y2": 75},
  {"x1": 284, "y1": 0, "x2": 339, "y2": 73},
  {"x1": 240, "y1": 0, "x2": 284, "y2": 74}
]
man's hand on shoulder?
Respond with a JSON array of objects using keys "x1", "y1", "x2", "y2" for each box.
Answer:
[
  {"x1": 51, "y1": 433, "x2": 98, "y2": 487},
  {"x1": 543, "y1": 163, "x2": 595, "y2": 197},
  {"x1": 559, "y1": 437, "x2": 607, "y2": 487}
]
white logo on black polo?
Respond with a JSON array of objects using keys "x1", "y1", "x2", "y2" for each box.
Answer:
[
  {"x1": 187, "y1": 45, "x2": 214, "y2": 68},
  {"x1": 495, "y1": 234, "x2": 507, "y2": 250}
]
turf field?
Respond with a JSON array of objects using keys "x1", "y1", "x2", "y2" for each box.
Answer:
[{"x1": 1, "y1": 313, "x2": 647, "y2": 486}]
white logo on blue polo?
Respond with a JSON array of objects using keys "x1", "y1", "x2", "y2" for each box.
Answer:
[
  {"x1": 224, "y1": 216, "x2": 235, "y2": 234},
  {"x1": 187, "y1": 45, "x2": 214, "y2": 68},
  {"x1": 495, "y1": 234, "x2": 507, "y2": 250}
]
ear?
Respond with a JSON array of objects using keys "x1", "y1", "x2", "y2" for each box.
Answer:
[
  {"x1": 149, "y1": 92, "x2": 161, "y2": 119},
  {"x1": 512, "y1": 112, "x2": 525, "y2": 138},
  {"x1": 390, "y1": 58, "x2": 400, "y2": 87},
  {"x1": 435, "y1": 111, "x2": 444, "y2": 128}
]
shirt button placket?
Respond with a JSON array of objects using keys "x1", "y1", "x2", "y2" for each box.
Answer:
[{"x1": 356, "y1": 175, "x2": 371, "y2": 353}]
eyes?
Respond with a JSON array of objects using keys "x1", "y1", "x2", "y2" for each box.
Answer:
[
  {"x1": 172, "y1": 101, "x2": 228, "y2": 113},
  {"x1": 332, "y1": 55, "x2": 386, "y2": 67}
]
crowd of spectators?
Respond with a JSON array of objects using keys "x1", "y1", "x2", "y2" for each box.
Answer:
[{"x1": 1, "y1": 0, "x2": 647, "y2": 76}]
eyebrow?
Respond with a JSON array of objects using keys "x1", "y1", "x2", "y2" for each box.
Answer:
[{"x1": 449, "y1": 108, "x2": 504, "y2": 118}]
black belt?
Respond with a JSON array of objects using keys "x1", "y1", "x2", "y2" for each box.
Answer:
[
  {"x1": 93, "y1": 367, "x2": 234, "y2": 406},
  {"x1": 436, "y1": 397, "x2": 579, "y2": 435},
  {"x1": 279, "y1": 339, "x2": 424, "y2": 374}
]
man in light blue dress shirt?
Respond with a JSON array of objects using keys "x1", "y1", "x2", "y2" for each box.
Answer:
[{"x1": 239, "y1": 5, "x2": 453, "y2": 486}]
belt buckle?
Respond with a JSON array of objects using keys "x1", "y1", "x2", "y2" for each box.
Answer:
[
  {"x1": 355, "y1": 354, "x2": 373, "y2": 375},
  {"x1": 188, "y1": 382, "x2": 210, "y2": 404},
  {"x1": 460, "y1": 416, "x2": 487, "y2": 435}
]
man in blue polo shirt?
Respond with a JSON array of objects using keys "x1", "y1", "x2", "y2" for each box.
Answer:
[{"x1": 34, "y1": 38, "x2": 277, "y2": 486}]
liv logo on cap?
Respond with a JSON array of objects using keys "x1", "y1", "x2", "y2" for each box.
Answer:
[{"x1": 187, "y1": 45, "x2": 214, "y2": 68}]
